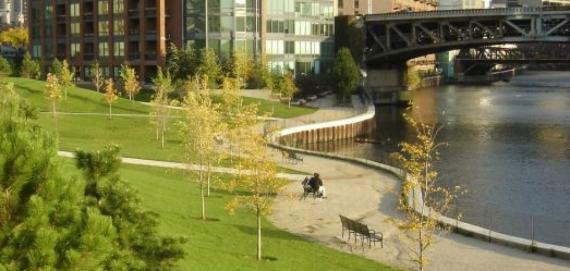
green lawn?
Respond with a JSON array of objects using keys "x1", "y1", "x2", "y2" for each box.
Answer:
[
  {"x1": 7, "y1": 76, "x2": 315, "y2": 163},
  {"x1": 58, "y1": 160, "x2": 395, "y2": 271},
  {"x1": 7, "y1": 77, "x2": 316, "y2": 118}
]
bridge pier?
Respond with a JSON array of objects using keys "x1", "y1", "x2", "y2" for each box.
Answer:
[{"x1": 366, "y1": 64, "x2": 411, "y2": 106}]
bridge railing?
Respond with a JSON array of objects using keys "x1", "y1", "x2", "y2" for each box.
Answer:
[{"x1": 365, "y1": 7, "x2": 570, "y2": 22}]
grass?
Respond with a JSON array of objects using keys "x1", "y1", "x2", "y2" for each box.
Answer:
[
  {"x1": 8, "y1": 77, "x2": 315, "y2": 163},
  {"x1": 59, "y1": 160, "x2": 396, "y2": 271},
  {"x1": 6, "y1": 77, "x2": 316, "y2": 118}
]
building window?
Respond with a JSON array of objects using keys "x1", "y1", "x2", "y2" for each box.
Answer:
[
  {"x1": 114, "y1": 41, "x2": 125, "y2": 56},
  {"x1": 99, "y1": 21, "x2": 110, "y2": 36},
  {"x1": 99, "y1": 42, "x2": 109, "y2": 57},
  {"x1": 32, "y1": 45, "x2": 42, "y2": 58},
  {"x1": 98, "y1": 0, "x2": 109, "y2": 15},
  {"x1": 114, "y1": 19, "x2": 124, "y2": 35},
  {"x1": 71, "y1": 43, "x2": 81, "y2": 57},
  {"x1": 266, "y1": 40, "x2": 284, "y2": 55},
  {"x1": 285, "y1": 41, "x2": 294, "y2": 54},
  {"x1": 113, "y1": 0, "x2": 124, "y2": 13},
  {"x1": 70, "y1": 3, "x2": 80, "y2": 16},
  {"x1": 71, "y1": 23, "x2": 81, "y2": 35}
]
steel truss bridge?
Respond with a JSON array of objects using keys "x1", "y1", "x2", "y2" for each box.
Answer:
[
  {"x1": 455, "y1": 46, "x2": 570, "y2": 64},
  {"x1": 364, "y1": 7, "x2": 570, "y2": 66}
]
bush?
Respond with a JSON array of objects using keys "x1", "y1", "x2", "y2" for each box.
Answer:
[{"x1": 0, "y1": 56, "x2": 12, "y2": 75}]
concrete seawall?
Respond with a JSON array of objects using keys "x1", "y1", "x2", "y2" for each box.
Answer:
[{"x1": 270, "y1": 105, "x2": 570, "y2": 260}]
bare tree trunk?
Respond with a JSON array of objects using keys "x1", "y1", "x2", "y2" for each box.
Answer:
[
  {"x1": 200, "y1": 169, "x2": 205, "y2": 220},
  {"x1": 257, "y1": 206, "x2": 262, "y2": 261},
  {"x1": 288, "y1": 98, "x2": 291, "y2": 108},
  {"x1": 51, "y1": 101, "x2": 56, "y2": 119},
  {"x1": 419, "y1": 227, "x2": 424, "y2": 271},
  {"x1": 207, "y1": 163, "x2": 211, "y2": 197},
  {"x1": 108, "y1": 104, "x2": 112, "y2": 119},
  {"x1": 161, "y1": 120, "x2": 165, "y2": 148}
]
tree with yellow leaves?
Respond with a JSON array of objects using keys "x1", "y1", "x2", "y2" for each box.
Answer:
[
  {"x1": 120, "y1": 64, "x2": 140, "y2": 102},
  {"x1": 225, "y1": 117, "x2": 283, "y2": 261},
  {"x1": 103, "y1": 79, "x2": 118, "y2": 120},
  {"x1": 150, "y1": 68, "x2": 174, "y2": 148},
  {"x1": 58, "y1": 60, "x2": 75, "y2": 101},
  {"x1": 0, "y1": 27, "x2": 28, "y2": 48},
  {"x1": 392, "y1": 114, "x2": 463, "y2": 271},
  {"x1": 278, "y1": 71, "x2": 298, "y2": 108},
  {"x1": 181, "y1": 75, "x2": 224, "y2": 219},
  {"x1": 44, "y1": 73, "x2": 63, "y2": 141}
]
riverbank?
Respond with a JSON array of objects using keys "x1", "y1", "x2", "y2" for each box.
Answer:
[{"x1": 268, "y1": 100, "x2": 570, "y2": 270}]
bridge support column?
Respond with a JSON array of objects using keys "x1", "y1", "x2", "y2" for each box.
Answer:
[{"x1": 366, "y1": 64, "x2": 411, "y2": 106}]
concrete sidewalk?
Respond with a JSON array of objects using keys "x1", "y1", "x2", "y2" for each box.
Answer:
[{"x1": 267, "y1": 150, "x2": 570, "y2": 271}]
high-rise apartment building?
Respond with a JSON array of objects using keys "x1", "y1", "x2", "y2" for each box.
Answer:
[
  {"x1": 29, "y1": 0, "x2": 183, "y2": 81},
  {"x1": 338, "y1": 0, "x2": 438, "y2": 15},
  {"x1": 29, "y1": 0, "x2": 336, "y2": 83},
  {"x1": 439, "y1": 0, "x2": 485, "y2": 10},
  {"x1": 0, "y1": 0, "x2": 25, "y2": 26}
]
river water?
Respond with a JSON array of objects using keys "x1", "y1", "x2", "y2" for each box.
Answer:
[{"x1": 305, "y1": 71, "x2": 570, "y2": 247}]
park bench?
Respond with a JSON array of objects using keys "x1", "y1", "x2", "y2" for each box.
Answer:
[
  {"x1": 302, "y1": 184, "x2": 317, "y2": 199},
  {"x1": 339, "y1": 215, "x2": 383, "y2": 248},
  {"x1": 281, "y1": 149, "x2": 304, "y2": 165}
]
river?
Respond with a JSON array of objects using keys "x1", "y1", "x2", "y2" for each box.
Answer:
[{"x1": 304, "y1": 71, "x2": 570, "y2": 247}]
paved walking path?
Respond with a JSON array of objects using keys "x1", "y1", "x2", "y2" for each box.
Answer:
[{"x1": 57, "y1": 151, "x2": 304, "y2": 181}]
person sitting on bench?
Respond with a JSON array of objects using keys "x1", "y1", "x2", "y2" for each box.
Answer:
[{"x1": 309, "y1": 173, "x2": 327, "y2": 198}]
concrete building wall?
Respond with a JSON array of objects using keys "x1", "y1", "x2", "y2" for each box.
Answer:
[{"x1": 338, "y1": 0, "x2": 437, "y2": 15}]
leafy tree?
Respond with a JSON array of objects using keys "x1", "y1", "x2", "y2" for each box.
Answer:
[
  {"x1": 278, "y1": 71, "x2": 298, "y2": 108},
  {"x1": 150, "y1": 67, "x2": 175, "y2": 148},
  {"x1": 44, "y1": 73, "x2": 62, "y2": 119},
  {"x1": 0, "y1": 27, "x2": 28, "y2": 48},
  {"x1": 56, "y1": 60, "x2": 75, "y2": 100},
  {"x1": 0, "y1": 89, "x2": 118, "y2": 270},
  {"x1": 332, "y1": 47, "x2": 361, "y2": 104},
  {"x1": 0, "y1": 55, "x2": 12, "y2": 75},
  {"x1": 75, "y1": 146, "x2": 186, "y2": 270},
  {"x1": 120, "y1": 64, "x2": 141, "y2": 102},
  {"x1": 198, "y1": 47, "x2": 221, "y2": 88},
  {"x1": 228, "y1": 50, "x2": 252, "y2": 87},
  {"x1": 406, "y1": 65, "x2": 422, "y2": 91},
  {"x1": 225, "y1": 107, "x2": 282, "y2": 261},
  {"x1": 166, "y1": 43, "x2": 198, "y2": 83},
  {"x1": 51, "y1": 58, "x2": 62, "y2": 75},
  {"x1": 103, "y1": 78, "x2": 118, "y2": 119},
  {"x1": 392, "y1": 115, "x2": 463, "y2": 271},
  {"x1": 0, "y1": 90, "x2": 185, "y2": 270},
  {"x1": 182, "y1": 75, "x2": 224, "y2": 218},
  {"x1": 91, "y1": 61, "x2": 105, "y2": 93},
  {"x1": 20, "y1": 52, "x2": 40, "y2": 79}
]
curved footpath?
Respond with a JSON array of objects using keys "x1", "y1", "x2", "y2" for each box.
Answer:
[{"x1": 266, "y1": 100, "x2": 570, "y2": 270}]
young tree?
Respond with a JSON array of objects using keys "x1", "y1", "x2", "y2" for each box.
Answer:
[
  {"x1": 198, "y1": 47, "x2": 221, "y2": 88},
  {"x1": 20, "y1": 52, "x2": 40, "y2": 79},
  {"x1": 91, "y1": 61, "x2": 104, "y2": 93},
  {"x1": 150, "y1": 67, "x2": 174, "y2": 148},
  {"x1": 332, "y1": 47, "x2": 361, "y2": 104},
  {"x1": 103, "y1": 78, "x2": 118, "y2": 119},
  {"x1": 182, "y1": 75, "x2": 223, "y2": 219},
  {"x1": 226, "y1": 114, "x2": 283, "y2": 261},
  {"x1": 57, "y1": 60, "x2": 75, "y2": 100},
  {"x1": 44, "y1": 73, "x2": 62, "y2": 119},
  {"x1": 120, "y1": 64, "x2": 140, "y2": 102},
  {"x1": 278, "y1": 71, "x2": 298, "y2": 108},
  {"x1": 228, "y1": 49, "x2": 252, "y2": 87},
  {"x1": 406, "y1": 65, "x2": 422, "y2": 91},
  {"x1": 167, "y1": 43, "x2": 198, "y2": 83},
  {"x1": 0, "y1": 55, "x2": 12, "y2": 75},
  {"x1": 392, "y1": 114, "x2": 463, "y2": 271}
]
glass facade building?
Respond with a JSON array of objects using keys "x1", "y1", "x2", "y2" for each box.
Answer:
[{"x1": 184, "y1": 0, "x2": 336, "y2": 75}]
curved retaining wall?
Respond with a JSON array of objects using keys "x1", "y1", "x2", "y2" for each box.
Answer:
[{"x1": 270, "y1": 107, "x2": 570, "y2": 260}]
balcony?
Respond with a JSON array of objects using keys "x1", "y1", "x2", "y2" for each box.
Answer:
[
  {"x1": 144, "y1": 52, "x2": 157, "y2": 60},
  {"x1": 128, "y1": 52, "x2": 140, "y2": 60}
]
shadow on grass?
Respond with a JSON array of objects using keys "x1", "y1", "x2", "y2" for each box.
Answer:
[
  {"x1": 233, "y1": 224, "x2": 300, "y2": 241},
  {"x1": 192, "y1": 217, "x2": 221, "y2": 222}
]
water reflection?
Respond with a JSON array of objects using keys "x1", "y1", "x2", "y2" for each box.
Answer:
[{"x1": 304, "y1": 71, "x2": 570, "y2": 246}]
